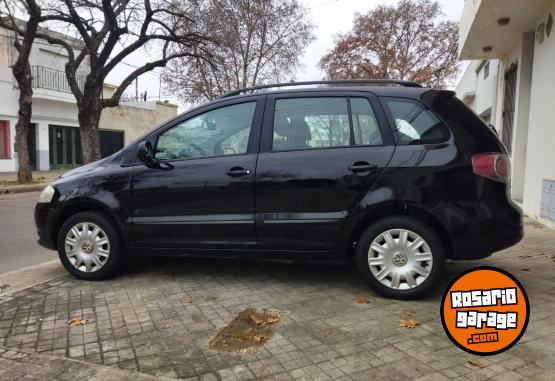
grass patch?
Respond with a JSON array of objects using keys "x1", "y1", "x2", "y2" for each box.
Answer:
[{"x1": 0, "y1": 179, "x2": 45, "y2": 187}]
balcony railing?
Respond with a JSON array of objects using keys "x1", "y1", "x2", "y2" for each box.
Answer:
[{"x1": 30, "y1": 66, "x2": 85, "y2": 94}]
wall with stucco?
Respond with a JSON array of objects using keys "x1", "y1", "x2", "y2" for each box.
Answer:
[
  {"x1": 99, "y1": 101, "x2": 178, "y2": 145},
  {"x1": 523, "y1": 3, "x2": 555, "y2": 229}
]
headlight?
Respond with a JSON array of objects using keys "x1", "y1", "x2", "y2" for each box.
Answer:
[{"x1": 38, "y1": 185, "x2": 56, "y2": 203}]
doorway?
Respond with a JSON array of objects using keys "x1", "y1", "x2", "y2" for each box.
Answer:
[
  {"x1": 28, "y1": 123, "x2": 36, "y2": 170},
  {"x1": 48, "y1": 125, "x2": 83, "y2": 169},
  {"x1": 99, "y1": 130, "x2": 124, "y2": 158},
  {"x1": 501, "y1": 64, "x2": 518, "y2": 155}
]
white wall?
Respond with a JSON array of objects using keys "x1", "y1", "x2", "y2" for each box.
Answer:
[
  {"x1": 475, "y1": 60, "x2": 499, "y2": 119},
  {"x1": 455, "y1": 60, "x2": 477, "y2": 109},
  {"x1": 523, "y1": 2, "x2": 555, "y2": 228}
]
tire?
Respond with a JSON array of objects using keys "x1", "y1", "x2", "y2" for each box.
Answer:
[
  {"x1": 57, "y1": 211, "x2": 125, "y2": 280},
  {"x1": 354, "y1": 216, "x2": 445, "y2": 300}
]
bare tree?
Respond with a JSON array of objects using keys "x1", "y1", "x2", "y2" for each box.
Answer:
[
  {"x1": 319, "y1": 0, "x2": 458, "y2": 88},
  {"x1": 164, "y1": 0, "x2": 314, "y2": 104},
  {"x1": 0, "y1": 0, "x2": 43, "y2": 182},
  {"x1": 22, "y1": 0, "x2": 214, "y2": 163}
]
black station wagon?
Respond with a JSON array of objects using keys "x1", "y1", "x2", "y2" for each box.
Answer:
[{"x1": 35, "y1": 80, "x2": 523, "y2": 299}]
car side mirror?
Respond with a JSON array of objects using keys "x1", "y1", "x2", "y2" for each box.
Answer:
[{"x1": 137, "y1": 141, "x2": 155, "y2": 163}]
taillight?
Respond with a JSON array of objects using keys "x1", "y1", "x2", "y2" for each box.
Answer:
[{"x1": 471, "y1": 153, "x2": 510, "y2": 183}]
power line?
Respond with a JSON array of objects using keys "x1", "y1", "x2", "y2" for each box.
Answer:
[{"x1": 310, "y1": 0, "x2": 341, "y2": 9}]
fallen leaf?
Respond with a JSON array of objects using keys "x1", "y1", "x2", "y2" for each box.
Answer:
[
  {"x1": 185, "y1": 299, "x2": 193, "y2": 304},
  {"x1": 521, "y1": 268, "x2": 530, "y2": 271},
  {"x1": 253, "y1": 334, "x2": 267, "y2": 342},
  {"x1": 0, "y1": 283, "x2": 10, "y2": 292},
  {"x1": 355, "y1": 296, "x2": 370, "y2": 304},
  {"x1": 467, "y1": 359, "x2": 486, "y2": 368},
  {"x1": 399, "y1": 319, "x2": 420, "y2": 328},
  {"x1": 68, "y1": 319, "x2": 88, "y2": 327},
  {"x1": 250, "y1": 315, "x2": 279, "y2": 325}
]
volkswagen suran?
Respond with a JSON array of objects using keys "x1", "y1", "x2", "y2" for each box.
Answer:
[{"x1": 35, "y1": 80, "x2": 523, "y2": 299}]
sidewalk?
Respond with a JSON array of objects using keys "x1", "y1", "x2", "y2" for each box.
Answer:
[
  {"x1": 0, "y1": 219, "x2": 554, "y2": 380},
  {"x1": 0, "y1": 170, "x2": 65, "y2": 194},
  {"x1": 0, "y1": 347, "x2": 177, "y2": 381}
]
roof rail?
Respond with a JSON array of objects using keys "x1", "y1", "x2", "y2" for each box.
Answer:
[{"x1": 219, "y1": 79, "x2": 422, "y2": 98}]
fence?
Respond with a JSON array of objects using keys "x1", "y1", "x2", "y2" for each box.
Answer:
[{"x1": 30, "y1": 66, "x2": 85, "y2": 94}]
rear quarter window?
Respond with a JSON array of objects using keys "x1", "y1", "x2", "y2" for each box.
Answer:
[{"x1": 382, "y1": 97, "x2": 450, "y2": 145}]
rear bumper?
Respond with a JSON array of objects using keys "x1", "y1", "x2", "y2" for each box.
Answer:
[
  {"x1": 432, "y1": 194, "x2": 524, "y2": 260},
  {"x1": 35, "y1": 203, "x2": 58, "y2": 250},
  {"x1": 450, "y1": 228, "x2": 524, "y2": 260}
]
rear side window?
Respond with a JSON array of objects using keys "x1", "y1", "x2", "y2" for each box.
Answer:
[
  {"x1": 272, "y1": 97, "x2": 383, "y2": 151},
  {"x1": 273, "y1": 98, "x2": 350, "y2": 150},
  {"x1": 351, "y1": 98, "x2": 383, "y2": 146},
  {"x1": 382, "y1": 98, "x2": 450, "y2": 145}
]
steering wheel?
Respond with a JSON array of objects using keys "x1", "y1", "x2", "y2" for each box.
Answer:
[{"x1": 189, "y1": 143, "x2": 207, "y2": 157}]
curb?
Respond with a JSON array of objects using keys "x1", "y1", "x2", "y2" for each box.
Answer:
[
  {"x1": 0, "y1": 183, "x2": 46, "y2": 194},
  {"x1": 0, "y1": 260, "x2": 67, "y2": 298}
]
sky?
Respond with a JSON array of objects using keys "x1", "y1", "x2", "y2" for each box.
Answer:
[{"x1": 106, "y1": 0, "x2": 466, "y2": 108}]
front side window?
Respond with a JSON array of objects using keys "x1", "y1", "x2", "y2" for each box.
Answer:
[
  {"x1": 155, "y1": 102, "x2": 256, "y2": 160},
  {"x1": 383, "y1": 98, "x2": 450, "y2": 145},
  {"x1": 273, "y1": 98, "x2": 351, "y2": 151}
]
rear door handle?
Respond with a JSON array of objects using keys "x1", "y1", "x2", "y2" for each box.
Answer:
[
  {"x1": 226, "y1": 167, "x2": 251, "y2": 177},
  {"x1": 349, "y1": 162, "x2": 378, "y2": 173}
]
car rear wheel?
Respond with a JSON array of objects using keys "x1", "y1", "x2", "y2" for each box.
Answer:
[
  {"x1": 355, "y1": 216, "x2": 445, "y2": 299},
  {"x1": 57, "y1": 211, "x2": 124, "y2": 280}
]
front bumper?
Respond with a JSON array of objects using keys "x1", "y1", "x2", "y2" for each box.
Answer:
[{"x1": 35, "y1": 203, "x2": 58, "y2": 250}]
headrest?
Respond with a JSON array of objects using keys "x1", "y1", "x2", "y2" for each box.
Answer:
[{"x1": 275, "y1": 116, "x2": 311, "y2": 141}]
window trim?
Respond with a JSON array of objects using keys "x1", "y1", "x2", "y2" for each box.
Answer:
[
  {"x1": 0, "y1": 120, "x2": 11, "y2": 160},
  {"x1": 379, "y1": 96, "x2": 452, "y2": 146},
  {"x1": 265, "y1": 94, "x2": 388, "y2": 154},
  {"x1": 150, "y1": 98, "x2": 263, "y2": 164}
]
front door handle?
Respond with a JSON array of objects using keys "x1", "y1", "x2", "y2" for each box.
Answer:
[
  {"x1": 349, "y1": 161, "x2": 378, "y2": 173},
  {"x1": 226, "y1": 167, "x2": 251, "y2": 177}
]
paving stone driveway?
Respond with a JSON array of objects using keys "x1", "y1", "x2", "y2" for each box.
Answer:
[{"x1": 1, "y1": 219, "x2": 554, "y2": 380}]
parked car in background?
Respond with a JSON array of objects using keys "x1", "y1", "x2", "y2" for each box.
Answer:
[{"x1": 35, "y1": 80, "x2": 523, "y2": 299}]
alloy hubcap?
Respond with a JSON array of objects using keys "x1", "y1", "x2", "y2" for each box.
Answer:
[
  {"x1": 64, "y1": 222, "x2": 110, "y2": 273},
  {"x1": 367, "y1": 228, "x2": 433, "y2": 290}
]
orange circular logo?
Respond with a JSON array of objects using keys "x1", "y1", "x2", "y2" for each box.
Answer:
[{"x1": 441, "y1": 267, "x2": 529, "y2": 355}]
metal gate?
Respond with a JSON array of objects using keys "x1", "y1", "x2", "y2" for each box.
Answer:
[
  {"x1": 501, "y1": 64, "x2": 517, "y2": 155},
  {"x1": 99, "y1": 130, "x2": 124, "y2": 158}
]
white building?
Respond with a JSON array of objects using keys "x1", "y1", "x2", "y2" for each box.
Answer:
[
  {"x1": 0, "y1": 25, "x2": 177, "y2": 172},
  {"x1": 456, "y1": 59, "x2": 500, "y2": 126},
  {"x1": 458, "y1": 0, "x2": 555, "y2": 229}
]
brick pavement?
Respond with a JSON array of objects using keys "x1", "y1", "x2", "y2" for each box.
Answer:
[{"x1": 0, "y1": 219, "x2": 554, "y2": 380}]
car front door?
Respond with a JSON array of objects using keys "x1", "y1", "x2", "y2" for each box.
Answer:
[
  {"x1": 255, "y1": 92, "x2": 395, "y2": 252},
  {"x1": 131, "y1": 96, "x2": 264, "y2": 250}
]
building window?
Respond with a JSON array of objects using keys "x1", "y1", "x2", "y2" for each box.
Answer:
[
  {"x1": 484, "y1": 61, "x2": 490, "y2": 79},
  {"x1": 0, "y1": 120, "x2": 10, "y2": 159}
]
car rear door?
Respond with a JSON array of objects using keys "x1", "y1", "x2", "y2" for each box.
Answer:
[
  {"x1": 255, "y1": 91, "x2": 395, "y2": 252},
  {"x1": 130, "y1": 96, "x2": 265, "y2": 250}
]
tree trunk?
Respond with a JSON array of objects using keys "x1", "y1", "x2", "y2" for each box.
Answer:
[
  {"x1": 78, "y1": 103, "x2": 102, "y2": 164},
  {"x1": 12, "y1": 64, "x2": 34, "y2": 183}
]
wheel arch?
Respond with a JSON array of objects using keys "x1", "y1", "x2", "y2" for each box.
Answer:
[
  {"x1": 52, "y1": 199, "x2": 124, "y2": 250},
  {"x1": 346, "y1": 202, "x2": 453, "y2": 259}
]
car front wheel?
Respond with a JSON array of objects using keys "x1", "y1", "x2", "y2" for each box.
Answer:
[
  {"x1": 57, "y1": 211, "x2": 124, "y2": 280},
  {"x1": 355, "y1": 216, "x2": 445, "y2": 299}
]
